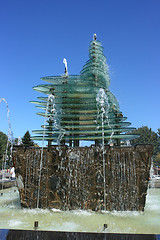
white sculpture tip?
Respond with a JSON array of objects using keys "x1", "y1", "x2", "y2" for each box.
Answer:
[{"x1": 93, "y1": 33, "x2": 97, "y2": 41}]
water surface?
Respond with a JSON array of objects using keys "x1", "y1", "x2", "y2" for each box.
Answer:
[{"x1": 0, "y1": 187, "x2": 159, "y2": 234}]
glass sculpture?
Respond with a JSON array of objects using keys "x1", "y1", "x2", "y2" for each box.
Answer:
[{"x1": 31, "y1": 34, "x2": 138, "y2": 146}]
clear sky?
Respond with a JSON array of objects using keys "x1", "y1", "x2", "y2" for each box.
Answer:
[{"x1": 0, "y1": 0, "x2": 160, "y2": 144}]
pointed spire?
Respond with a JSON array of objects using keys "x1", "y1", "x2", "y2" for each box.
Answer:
[{"x1": 93, "y1": 33, "x2": 97, "y2": 41}]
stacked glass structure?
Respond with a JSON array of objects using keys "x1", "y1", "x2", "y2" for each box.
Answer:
[{"x1": 31, "y1": 35, "x2": 138, "y2": 146}]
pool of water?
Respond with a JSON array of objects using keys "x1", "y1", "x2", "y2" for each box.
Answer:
[{"x1": 0, "y1": 187, "x2": 160, "y2": 234}]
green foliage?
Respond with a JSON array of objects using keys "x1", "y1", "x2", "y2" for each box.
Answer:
[
  {"x1": 14, "y1": 138, "x2": 18, "y2": 145},
  {"x1": 0, "y1": 131, "x2": 7, "y2": 157},
  {"x1": 131, "y1": 126, "x2": 160, "y2": 165},
  {"x1": 22, "y1": 131, "x2": 34, "y2": 147},
  {"x1": 0, "y1": 131, "x2": 8, "y2": 168},
  {"x1": 154, "y1": 153, "x2": 160, "y2": 167}
]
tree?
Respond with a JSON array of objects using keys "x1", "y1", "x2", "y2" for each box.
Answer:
[
  {"x1": 0, "y1": 131, "x2": 8, "y2": 168},
  {"x1": 14, "y1": 138, "x2": 18, "y2": 145},
  {"x1": 22, "y1": 131, "x2": 34, "y2": 147},
  {"x1": 131, "y1": 126, "x2": 160, "y2": 166},
  {"x1": 154, "y1": 153, "x2": 160, "y2": 167}
]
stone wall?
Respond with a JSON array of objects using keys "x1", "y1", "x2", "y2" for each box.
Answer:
[{"x1": 12, "y1": 144, "x2": 153, "y2": 211}]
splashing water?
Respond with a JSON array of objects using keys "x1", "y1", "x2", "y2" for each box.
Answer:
[
  {"x1": 18, "y1": 136, "x2": 22, "y2": 145},
  {"x1": 96, "y1": 88, "x2": 116, "y2": 211},
  {"x1": 48, "y1": 95, "x2": 66, "y2": 145},
  {"x1": 126, "y1": 140, "x2": 131, "y2": 146},
  {"x1": 96, "y1": 89, "x2": 109, "y2": 211},
  {"x1": 63, "y1": 58, "x2": 68, "y2": 76},
  {"x1": 96, "y1": 88, "x2": 114, "y2": 144},
  {"x1": 148, "y1": 158, "x2": 155, "y2": 189},
  {"x1": 37, "y1": 94, "x2": 66, "y2": 208},
  {"x1": 0, "y1": 98, "x2": 14, "y2": 169},
  {"x1": 37, "y1": 94, "x2": 55, "y2": 208}
]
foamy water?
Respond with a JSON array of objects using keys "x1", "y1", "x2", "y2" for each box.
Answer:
[{"x1": 0, "y1": 187, "x2": 160, "y2": 233}]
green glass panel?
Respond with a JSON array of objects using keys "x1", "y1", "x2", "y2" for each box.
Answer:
[
  {"x1": 59, "y1": 117, "x2": 128, "y2": 124},
  {"x1": 41, "y1": 122, "x2": 131, "y2": 130},
  {"x1": 36, "y1": 111, "x2": 124, "y2": 119},
  {"x1": 42, "y1": 124, "x2": 131, "y2": 132},
  {"x1": 32, "y1": 127, "x2": 135, "y2": 135},
  {"x1": 32, "y1": 134, "x2": 139, "y2": 141}
]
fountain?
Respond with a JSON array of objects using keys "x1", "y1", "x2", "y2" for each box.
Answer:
[
  {"x1": 1, "y1": 35, "x2": 160, "y2": 239},
  {"x1": 12, "y1": 35, "x2": 153, "y2": 213}
]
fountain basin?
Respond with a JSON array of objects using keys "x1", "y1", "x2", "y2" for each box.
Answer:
[
  {"x1": 0, "y1": 187, "x2": 160, "y2": 234},
  {"x1": 0, "y1": 229, "x2": 159, "y2": 240}
]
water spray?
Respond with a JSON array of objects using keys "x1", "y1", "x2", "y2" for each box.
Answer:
[
  {"x1": 63, "y1": 58, "x2": 68, "y2": 76},
  {"x1": 0, "y1": 98, "x2": 14, "y2": 169}
]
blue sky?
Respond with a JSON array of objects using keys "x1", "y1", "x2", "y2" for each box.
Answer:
[{"x1": 0, "y1": 0, "x2": 160, "y2": 144}]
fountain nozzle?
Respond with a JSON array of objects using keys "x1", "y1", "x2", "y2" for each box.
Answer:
[
  {"x1": 103, "y1": 224, "x2": 108, "y2": 231},
  {"x1": 34, "y1": 221, "x2": 38, "y2": 230}
]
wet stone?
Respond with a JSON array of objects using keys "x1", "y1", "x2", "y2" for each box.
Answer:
[{"x1": 12, "y1": 144, "x2": 153, "y2": 211}]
